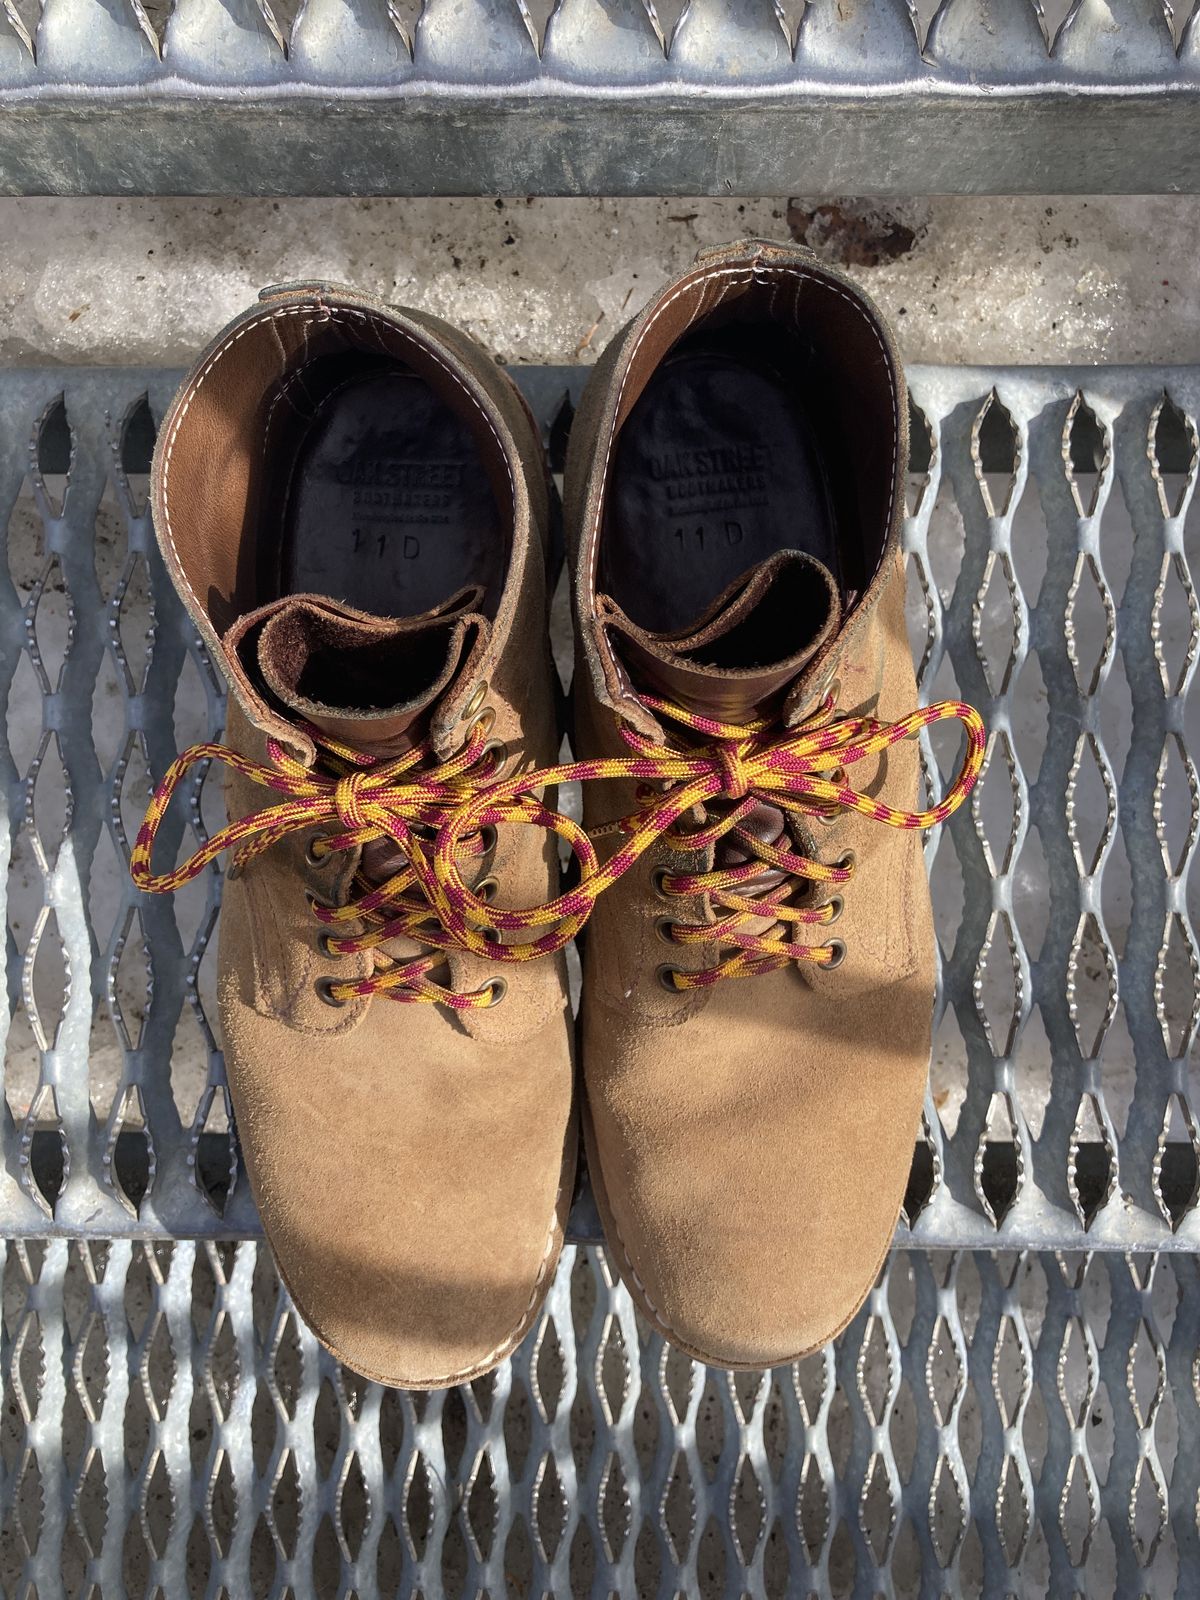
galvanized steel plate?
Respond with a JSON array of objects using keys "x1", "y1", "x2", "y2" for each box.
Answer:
[{"x1": 2, "y1": 0, "x2": 1200, "y2": 193}]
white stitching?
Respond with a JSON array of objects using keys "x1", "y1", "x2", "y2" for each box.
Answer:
[
  {"x1": 261, "y1": 352, "x2": 325, "y2": 441},
  {"x1": 710, "y1": 276, "x2": 735, "y2": 315},
  {"x1": 584, "y1": 261, "x2": 901, "y2": 607},
  {"x1": 161, "y1": 299, "x2": 517, "y2": 632}
]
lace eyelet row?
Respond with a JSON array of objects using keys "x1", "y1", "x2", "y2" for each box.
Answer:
[
  {"x1": 136, "y1": 677, "x2": 982, "y2": 1009},
  {"x1": 303, "y1": 769, "x2": 506, "y2": 1008},
  {"x1": 649, "y1": 834, "x2": 856, "y2": 989},
  {"x1": 313, "y1": 972, "x2": 508, "y2": 1009}
]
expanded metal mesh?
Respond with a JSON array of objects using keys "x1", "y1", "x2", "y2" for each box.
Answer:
[
  {"x1": 2, "y1": 362, "x2": 1196, "y2": 1250},
  {"x1": 3, "y1": 1239, "x2": 1198, "y2": 1597},
  {"x1": 0, "y1": 362, "x2": 1198, "y2": 1594}
]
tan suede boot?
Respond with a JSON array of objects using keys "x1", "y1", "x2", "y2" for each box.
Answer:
[
  {"x1": 564, "y1": 240, "x2": 984, "y2": 1368},
  {"x1": 133, "y1": 284, "x2": 575, "y2": 1387}
]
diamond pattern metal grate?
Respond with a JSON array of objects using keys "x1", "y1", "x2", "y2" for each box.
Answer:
[
  {"x1": 4, "y1": 1240, "x2": 1199, "y2": 1596},
  {"x1": 0, "y1": 362, "x2": 1198, "y2": 1595},
  {"x1": 5, "y1": 0, "x2": 1200, "y2": 193}
]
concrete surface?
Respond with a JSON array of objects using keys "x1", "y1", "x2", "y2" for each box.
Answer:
[{"x1": 0, "y1": 195, "x2": 1196, "y2": 371}]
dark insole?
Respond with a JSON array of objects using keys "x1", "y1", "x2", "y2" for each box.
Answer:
[
  {"x1": 607, "y1": 345, "x2": 839, "y2": 635},
  {"x1": 281, "y1": 371, "x2": 503, "y2": 618}
]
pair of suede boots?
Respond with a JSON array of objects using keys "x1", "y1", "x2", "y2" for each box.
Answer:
[{"x1": 133, "y1": 238, "x2": 983, "y2": 1386}]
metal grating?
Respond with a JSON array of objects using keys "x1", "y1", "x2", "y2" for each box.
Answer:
[
  {"x1": 0, "y1": 361, "x2": 1199, "y2": 1593},
  {"x1": 3, "y1": 0, "x2": 1200, "y2": 194},
  {"x1": 4, "y1": 1239, "x2": 1199, "y2": 1596},
  {"x1": 1, "y1": 362, "x2": 1198, "y2": 1251}
]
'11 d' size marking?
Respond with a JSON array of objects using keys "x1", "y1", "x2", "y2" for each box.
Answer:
[
  {"x1": 673, "y1": 522, "x2": 744, "y2": 550},
  {"x1": 351, "y1": 529, "x2": 421, "y2": 559}
]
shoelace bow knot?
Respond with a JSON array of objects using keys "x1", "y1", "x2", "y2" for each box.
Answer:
[
  {"x1": 129, "y1": 718, "x2": 590, "y2": 1009},
  {"x1": 133, "y1": 693, "x2": 985, "y2": 1004}
]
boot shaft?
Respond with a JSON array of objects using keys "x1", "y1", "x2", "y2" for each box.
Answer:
[
  {"x1": 565, "y1": 237, "x2": 908, "y2": 735},
  {"x1": 151, "y1": 283, "x2": 553, "y2": 762}
]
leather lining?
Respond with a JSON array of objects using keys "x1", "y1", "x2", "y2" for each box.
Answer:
[
  {"x1": 586, "y1": 262, "x2": 899, "y2": 654},
  {"x1": 159, "y1": 301, "x2": 514, "y2": 645},
  {"x1": 604, "y1": 328, "x2": 840, "y2": 641},
  {"x1": 276, "y1": 367, "x2": 505, "y2": 620}
]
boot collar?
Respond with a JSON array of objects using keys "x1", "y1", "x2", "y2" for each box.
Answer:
[
  {"x1": 571, "y1": 238, "x2": 907, "y2": 742},
  {"x1": 150, "y1": 285, "x2": 534, "y2": 766}
]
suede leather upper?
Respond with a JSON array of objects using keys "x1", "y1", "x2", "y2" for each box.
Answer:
[
  {"x1": 150, "y1": 288, "x2": 575, "y2": 1387},
  {"x1": 566, "y1": 240, "x2": 934, "y2": 1368}
]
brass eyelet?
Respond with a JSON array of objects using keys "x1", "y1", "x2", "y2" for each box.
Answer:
[
  {"x1": 651, "y1": 866, "x2": 673, "y2": 899},
  {"x1": 837, "y1": 849, "x2": 857, "y2": 873},
  {"x1": 472, "y1": 706, "x2": 497, "y2": 741},
  {"x1": 475, "y1": 875, "x2": 499, "y2": 902},
  {"x1": 305, "y1": 890, "x2": 334, "y2": 914},
  {"x1": 827, "y1": 677, "x2": 842, "y2": 706},
  {"x1": 654, "y1": 916, "x2": 678, "y2": 945},
  {"x1": 479, "y1": 824, "x2": 498, "y2": 855},
  {"x1": 306, "y1": 834, "x2": 334, "y2": 868},
  {"x1": 461, "y1": 681, "x2": 488, "y2": 721},
  {"x1": 315, "y1": 976, "x2": 347, "y2": 1007},
  {"x1": 481, "y1": 738, "x2": 508, "y2": 776},
  {"x1": 317, "y1": 932, "x2": 339, "y2": 957},
  {"x1": 824, "y1": 895, "x2": 844, "y2": 925},
  {"x1": 483, "y1": 976, "x2": 508, "y2": 1007},
  {"x1": 656, "y1": 964, "x2": 682, "y2": 993},
  {"x1": 824, "y1": 939, "x2": 847, "y2": 969},
  {"x1": 817, "y1": 808, "x2": 839, "y2": 827}
]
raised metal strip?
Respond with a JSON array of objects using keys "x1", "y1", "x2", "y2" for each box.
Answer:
[
  {"x1": 1, "y1": 1238, "x2": 1196, "y2": 1597},
  {"x1": 0, "y1": 362, "x2": 1197, "y2": 1252},
  {"x1": 2, "y1": 0, "x2": 1200, "y2": 193}
]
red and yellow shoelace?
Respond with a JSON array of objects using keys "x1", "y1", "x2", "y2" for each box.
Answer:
[
  {"x1": 130, "y1": 716, "x2": 591, "y2": 1010},
  {"x1": 132, "y1": 692, "x2": 985, "y2": 1006}
]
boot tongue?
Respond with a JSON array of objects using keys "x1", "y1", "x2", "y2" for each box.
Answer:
[
  {"x1": 600, "y1": 550, "x2": 840, "y2": 726},
  {"x1": 226, "y1": 587, "x2": 489, "y2": 895},
  {"x1": 602, "y1": 551, "x2": 841, "y2": 885},
  {"x1": 232, "y1": 586, "x2": 487, "y2": 754}
]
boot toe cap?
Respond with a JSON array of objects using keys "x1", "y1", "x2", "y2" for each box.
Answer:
[
  {"x1": 592, "y1": 1132, "x2": 904, "y2": 1368},
  {"x1": 584, "y1": 978, "x2": 930, "y2": 1369},
  {"x1": 223, "y1": 996, "x2": 574, "y2": 1387},
  {"x1": 268, "y1": 1201, "x2": 565, "y2": 1387}
]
